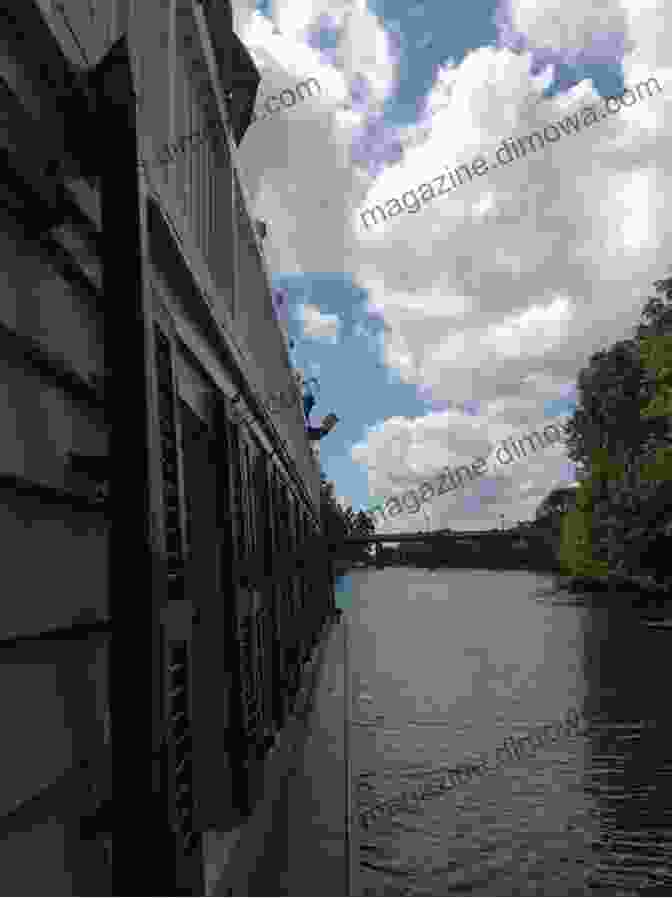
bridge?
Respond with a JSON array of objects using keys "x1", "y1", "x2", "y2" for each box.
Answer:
[
  {"x1": 233, "y1": 525, "x2": 557, "y2": 589},
  {"x1": 337, "y1": 527, "x2": 552, "y2": 570},
  {"x1": 339, "y1": 528, "x2": 516, "y2": 544}
]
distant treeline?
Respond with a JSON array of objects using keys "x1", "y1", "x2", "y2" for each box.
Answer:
[{"x1": 535, "y1": 272, "x2": 672, "y2": 594}]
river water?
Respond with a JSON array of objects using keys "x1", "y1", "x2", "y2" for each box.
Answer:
[{"x1": 345, "y1": 567, "x2": 672, "y2": 896}]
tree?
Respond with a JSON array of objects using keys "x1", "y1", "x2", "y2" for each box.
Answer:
[
  {"x1": 353, "y1": 509, "x2": 376, "y2": 537},
  {"x1": 535, "y1": 486, "x2": 577, "y2": 523},
  {"x1": 558, "y1": 271, "x2": 672, "y2": 589},
  {"x1": 639, "y1": 334, "x2": 672, "y2": 421},
  {"x1": 635, "y1": 273, "x2": 672, "y2": 341},
  {"x1": 318, "y1": 470, "x2": 375, "y2": 566},
  {"x1": 319, "y1": 471, "x2": 347, "y2": 540},
  {"x1": 534, "y1": 486, "x2": 578, "y2": 562},
  {"x1": 564, "y1": 339, "x2": 648, "y2": 484},
  {"x1": 558, "y1": 477, "x2": 609, "y2": 578}
]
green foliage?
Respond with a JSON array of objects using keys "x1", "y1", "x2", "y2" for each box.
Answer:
[
  {"x1": 639, "y1": 334, "x2": 672, "y2": 377},
  {"x1": 639, "y1": 335, "x2": 672, "y2": 419},
  {"x1": 558, "y1": 506, "x2": 608, "y2": 578},
  {"x1": 589, "y1": 447, "x2": 625, "y2": 483},
  {"x1": 540, "y1": 270, "x2": 672, "y2": 590},
  {"x1": 319, "y1": 469, "x2": 375, "y2": 564},
  {"x1": 353, "y1": 509, "x2": 376, "y2": 537},
  {"x1": 638, "y1": 445, "x2": 672, "y2": 483},
  {"x1": 635, "y1": 274, "x2": 672, "y2": 340},
  {"x1": 564, "y1": 339, "x2": 649, "y2": 474}
]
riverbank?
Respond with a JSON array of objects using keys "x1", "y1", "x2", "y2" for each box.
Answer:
[{"x1": 555, "y1": 571, "x2": 672, "y2": 604}]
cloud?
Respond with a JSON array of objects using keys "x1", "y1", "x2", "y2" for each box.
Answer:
[
  {"x1": 298, "y1": 302, "x2": 342, "y2": 342},
  {"x1": 356, "y1": 404, "x2": 579, "y2": 531},
  {"x1": 480, "y1": 296, "x2": 573, "y2": 359},
  {"x1": 231, "y1": 0, "x2": 672, "y2": 526}
]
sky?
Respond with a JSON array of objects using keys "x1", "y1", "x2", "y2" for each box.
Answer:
[{"x1": 232, "y1": 0, "x2": 671, "y2": 533}]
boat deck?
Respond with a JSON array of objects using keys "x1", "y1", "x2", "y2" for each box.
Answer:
[{"x1": 212, "y1": 617, "x2": 355, "y2": 895}]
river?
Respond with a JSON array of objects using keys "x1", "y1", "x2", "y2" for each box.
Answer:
[{"x1": 344, "y1": 567, "x2": 672, "y2": 896}]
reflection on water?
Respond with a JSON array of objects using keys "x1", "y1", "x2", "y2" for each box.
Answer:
[{"x1": 347, "y1": 568, "x2": 672, "y2": 896}]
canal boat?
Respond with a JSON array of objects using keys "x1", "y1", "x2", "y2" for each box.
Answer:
[{"x1": 0, "y1": 2, "x2": 337, "y2": 894}]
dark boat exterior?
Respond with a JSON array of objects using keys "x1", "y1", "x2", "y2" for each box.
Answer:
[{"x1": 0, "y1": 2, "x2": 336, "y2": 893}]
